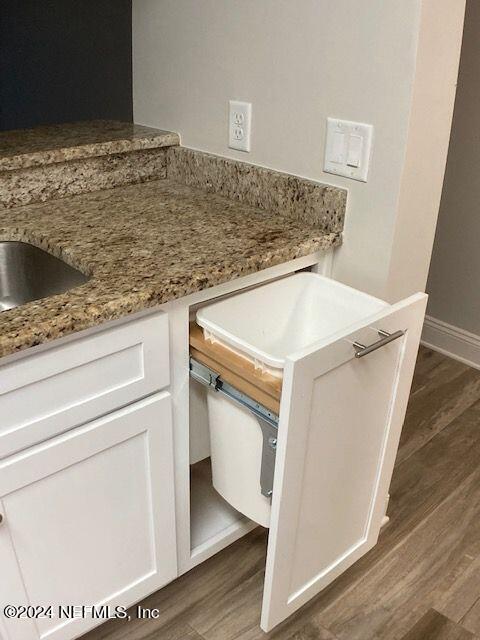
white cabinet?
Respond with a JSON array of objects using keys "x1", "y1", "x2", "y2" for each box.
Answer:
[
  {"x1": 0, "y1": 393, "x2": 177, "y2": 640},
  {"x1": 186, "y1": 278, "x2": 427, "y2": 631},
  {"x1": 0, "y1": 257, "x2": 428, "y2": 639}
]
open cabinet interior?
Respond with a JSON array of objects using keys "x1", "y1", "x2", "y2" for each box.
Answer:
[
  {"x1": 187, "y1": 280, "x2": 283, "y2": 560},
  {"x1": 190, "y1": 459, "x2": 249, "y2": 552},
  {"x1": 189, "y1": 377, "x2": 254, "y2": 558}
]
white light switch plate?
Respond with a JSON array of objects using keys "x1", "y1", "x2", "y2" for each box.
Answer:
[
  {"x1": 324, "y1": 118, "x2": 374, "y2": 182},
  {"x1": 229, "y1": 100, "x2": 252, "y2": 152}
]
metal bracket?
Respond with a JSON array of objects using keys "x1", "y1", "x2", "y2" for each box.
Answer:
[
  {"x1": 257, "y1": 416, "x2": 277, "y2": 498},
  {"x1": 189, "y1": 357, "x2": 279, "y2": 499}
]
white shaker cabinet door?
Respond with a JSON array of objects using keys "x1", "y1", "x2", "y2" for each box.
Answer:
[
  {"x1": 261, "y1": 293, "x2": 427, "y2": 631},
  {"x1": 0, "y1": 393, "x2": 177, "y2": 640}
]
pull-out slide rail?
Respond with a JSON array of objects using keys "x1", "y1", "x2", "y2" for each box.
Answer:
[{"x1": 189, "y1": 357, "x2": 279, "y2": 498}]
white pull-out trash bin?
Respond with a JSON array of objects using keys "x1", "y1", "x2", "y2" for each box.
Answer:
[{"x1": 196, "y1": 272, "x2": 388, "y2": 527}]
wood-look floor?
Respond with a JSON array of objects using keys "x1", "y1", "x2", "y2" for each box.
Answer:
[
  {"x1": 84, "y1": 347, "x2": 480, "y2": 640},
  {"x1": 399, "y1": 609, "x2": 477, "y2": 640}
]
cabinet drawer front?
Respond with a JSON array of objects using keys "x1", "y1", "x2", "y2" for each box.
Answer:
[
  {"x1": 261, "y1": 293, "x2": 427, "y2": 631},
  {"x1": 0, "y1": 312, "x2": 169, "y2": 458},
  {"x1": 0, "y1": 393, "x2": 177, "y2": 640}
]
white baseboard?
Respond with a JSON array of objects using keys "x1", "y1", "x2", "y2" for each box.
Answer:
[{"x1": 422, "y1": 315, "x2": 480, "y2": 370}]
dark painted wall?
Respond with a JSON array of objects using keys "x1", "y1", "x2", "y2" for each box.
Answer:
[{"x1": 0, "y1": 1, "x2": 133, "y2": 131}]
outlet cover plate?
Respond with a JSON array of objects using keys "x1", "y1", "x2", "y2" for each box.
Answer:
[{"x1": 229, "y1": 100, "x2": 252, "y2": 152}]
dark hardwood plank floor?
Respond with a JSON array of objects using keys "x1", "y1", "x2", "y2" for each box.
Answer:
[{"x1": 83, "y1": 347, "x2": 480, "y2": 640}]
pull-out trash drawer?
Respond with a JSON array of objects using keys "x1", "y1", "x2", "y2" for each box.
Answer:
[
  {"x1": 190, "y1": 271, "x2": 427, "y2": 631},
  {"x1": 190, "y1": 323, "x2": 281, "y2": 526}
]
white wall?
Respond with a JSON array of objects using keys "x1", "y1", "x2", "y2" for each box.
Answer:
[
  {"x1": 427, "y1": 0, "x2": 480, "y2": 336},
  {"x1": 386, "y1": 0, "x2": 466, "y2": 303},
  {"x1": 133, "y1": 0, "x2": 464, "y2": 301}
]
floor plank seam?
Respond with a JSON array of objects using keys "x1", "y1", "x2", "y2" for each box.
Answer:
[
  {"x1": 460, "y1": 594, "x2": 480, "y2": 630},
  {"x1": 395, "y1": 394, "x2": 480, "y2": 469}
]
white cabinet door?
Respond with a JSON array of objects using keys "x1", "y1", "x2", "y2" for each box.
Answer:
[
  {"x1": 261, "y1": 293, "x2": 427, "y2": 631},
  {"x1": 0, "y1": 393, "x2": 177, "y2": 640}
]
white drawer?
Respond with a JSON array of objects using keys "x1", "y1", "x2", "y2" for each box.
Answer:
[
  {"x1": 188, "y1": 274, "x2": 428, "y2": 631},
  {"x1": 0, "y1": 312, "x2": 169, "y2": 458}
]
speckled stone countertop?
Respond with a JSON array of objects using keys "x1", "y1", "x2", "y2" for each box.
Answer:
[
  {"x1": 0, "y1": 179, "x2": 341, "y2": 358},
  {"x1": 0, "y1": 121, "x2": 180, "y2": 171}
]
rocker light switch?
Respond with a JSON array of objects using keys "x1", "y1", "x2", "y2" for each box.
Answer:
[
  {"x1": 332, "y1": 131, "x2": 346, "y2": 164},
  {"x1": 324, "y1": 118, "x2": 374, "y2": 182},
  {"x1": 347, "y1": 134, "x2": 363, "y2": 168}
]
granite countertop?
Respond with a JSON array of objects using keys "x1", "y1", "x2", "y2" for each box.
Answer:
[
  {"x1": 0, "y1": 179, "x2": 341, "y2": 358},
  {"x1": 0, "y1": 121, "x2": 180, "y2": 171}
]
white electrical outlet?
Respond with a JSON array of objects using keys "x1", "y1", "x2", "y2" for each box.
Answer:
[{"x1": 229, "y1": 100, "x2": 252, "y2": 152}]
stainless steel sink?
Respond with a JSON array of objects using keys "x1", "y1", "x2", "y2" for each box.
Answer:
[{"x1": 0, "y1": 241, "x2": 89, "y2": 311}]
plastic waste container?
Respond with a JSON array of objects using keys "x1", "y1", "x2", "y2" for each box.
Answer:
[{"x1": 195, "y1": 272, "x2": 388, "y2": 527}]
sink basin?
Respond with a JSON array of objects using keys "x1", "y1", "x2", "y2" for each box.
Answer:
[{"x1": 0, "y1": 241, "x2": 89, "y2": 311}]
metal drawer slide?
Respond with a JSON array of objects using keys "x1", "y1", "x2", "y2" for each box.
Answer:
[{"x1": 189, "y1": 357, "x2": 279, "y2": 498}]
